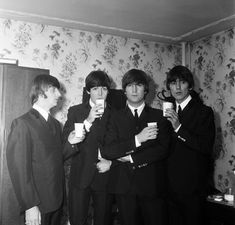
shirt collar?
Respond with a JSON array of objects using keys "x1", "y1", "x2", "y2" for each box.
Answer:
[
  {"x1": 176, "y1": 95, "x2": 192, "y2": 111},
  {"x1": 33, "y1": 104, "x2": 50, "y2": 121},
  {"x1": 127, "y1": 102, "x2": 145, "y2": 117}
]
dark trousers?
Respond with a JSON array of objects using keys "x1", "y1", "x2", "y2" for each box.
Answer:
[
  {"x1": 167, "y1": 192, "x2": 206, "y2": 225},
  {"x1": 41, "y1": 206, "x2": 63, "y2": 225},
  {"x1": 68, "y1": 185, "x2": 113, "y2": 225},
  {"x1": 116, "y1": 193, "x2": 167, "y2": 225}
]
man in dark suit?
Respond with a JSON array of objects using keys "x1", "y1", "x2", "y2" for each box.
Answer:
[
  {"x1": 63, "y1": 70, "x2": 114, "y2": 225},
  {"x1": 164, "y1": 65, "x2": 215, "y2": 225},
  {"x1": 101, "y1": 69, "x2": 171, "y2": 225},
  {"x1": 6, "y1": 74, "x2": 84, "y2": 225}
]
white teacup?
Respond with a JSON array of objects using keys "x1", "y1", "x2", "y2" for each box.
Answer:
[
  {"x1": 96, "y1": 99, "x2": 104, "y2": 114},
  {"x1": 148, "y1": 122, "x2": 157, "y2": 127},
  {"x1": 74, "y1": 123, "x2": 84, "y2": 137},
  {"x1": 224, "y1": 194, "x2": 234, "y2": 202},
  {"x1": 163, "y1": 102, "x2": 173, "y2": 117}
]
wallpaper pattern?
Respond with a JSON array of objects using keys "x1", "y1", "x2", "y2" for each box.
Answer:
[
  {"x1": 0, "y1": 18, "x2": 180, "y2": 124},
  {"x1": 190, "y1": 29, "x2": 235, "y2": 192},
  {"x1": 0, "y1": 18, "x2": 234, "y2": 194},
  {"x1": 0, "y1": 18, "x2": 180, "y2": 224}
]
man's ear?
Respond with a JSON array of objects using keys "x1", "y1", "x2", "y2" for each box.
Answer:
[
  {"x1": 86, "y1": 90, "x2": 90, "y2": 95},
  {"x1": 38, "y1": 90, "x2": 46, "y2": 99}
]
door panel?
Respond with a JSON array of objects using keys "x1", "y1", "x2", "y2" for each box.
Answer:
[{"x1": 0, "y1": 64, "x2": 49, "y2": 225}]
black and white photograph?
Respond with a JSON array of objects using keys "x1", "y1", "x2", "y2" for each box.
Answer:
[{"x1": 0, "y1": 1, "x2": 235, "y2": 225}]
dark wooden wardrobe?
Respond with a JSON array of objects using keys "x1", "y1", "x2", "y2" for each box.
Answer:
[{"x1": 0, "y1": 63, "x2": 49, "y2": 225}]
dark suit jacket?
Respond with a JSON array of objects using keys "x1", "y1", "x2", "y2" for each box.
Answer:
[
  {"x1": 6, "y1": 108, "x2": 70, "y2": 214},
  {"x1": 62, "y1": 102, "x2": 113, "y2": 190},
  {"x1": 167, "y1": 97, "x2": 215, "y2": 195},
  {"x1": 102, "y1": 105, "x2": 171, "y2": 196}
]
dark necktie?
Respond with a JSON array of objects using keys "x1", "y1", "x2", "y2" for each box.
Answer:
[
  {"x1": 47, "y1": 114, "x2": 55, "y2": 134},
  {"x1": 134, "y1": 109, "x2": 140, "y2": 133},
  {"x1": 134, "y1": 109, "x2": 138, "y2": 120},
  {"x1": 178, "y1": 105, "x2": 182, "y2": 122}
]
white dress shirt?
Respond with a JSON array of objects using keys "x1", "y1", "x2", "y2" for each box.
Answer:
[
  {"x1": 175, "y1": 95, "x2": 192, "y2": 132},
  {"x1": 33, "y1": 104, "x2": 50, "y2": 121}
]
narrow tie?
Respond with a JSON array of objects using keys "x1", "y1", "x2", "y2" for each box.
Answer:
[
  {"x1": 134, "y1": 109, "x2": 139, "y2": 132},
  {"x1": 47, "y1": 114, "x2": 55, "y2": 134},
  {"x1": 178, "y1": 105, "x2": 182, "y2": 122},
  {"x1": 134, "y1": 109, "x2": 138, "y2": 121}
]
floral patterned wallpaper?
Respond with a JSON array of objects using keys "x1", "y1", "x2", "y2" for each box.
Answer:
[
  {"x1": 0, "y1": 18, "x2": 180, "y2": 224},
  {"x1": 1, "y1": 17, "x2": 234, "y2": 193},
  {"x1": 0, "y1": 18, "x2": 181, "y2": 124},
  {"x1": 189, "y1": 28, "x2": 235, "y2": 192}
]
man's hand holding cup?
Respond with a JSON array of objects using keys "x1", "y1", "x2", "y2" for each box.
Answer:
[{"x1": 136, "y1": 122, "x2": 158, "y2": 143}]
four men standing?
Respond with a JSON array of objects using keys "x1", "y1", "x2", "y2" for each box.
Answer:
[{"x1": 6, "y1": 66, "x2": 215, "y2": 225}]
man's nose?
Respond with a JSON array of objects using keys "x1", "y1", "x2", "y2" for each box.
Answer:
[
  {"x1": 132, "y1": 85, "x2": 137, "y2": 93},
  {"x1": 176, "y1": 81, "x2": 181, "y2": 89},
  {"x1": 98, "y1": 87, "x2": 103, "y2": 96}
]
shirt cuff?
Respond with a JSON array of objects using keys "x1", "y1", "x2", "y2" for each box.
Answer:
[
  {"x1": 98, "y1": 148, "x2": 102, "y2": 160},
  {"x1": 175, "y1": 124, "x2": 182, "y2": 132},
  {"x1": 129, "y1": 155, "x2": 134, "y2": 163},
  {"x1": 84, "y1": 119, "x2": 92, "y2": 132},
  {"x1": 135, "y1": 135, "x2": 141, "y2": 147}
]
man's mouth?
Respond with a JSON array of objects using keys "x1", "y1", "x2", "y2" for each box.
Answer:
[{"x1": 175, "y1": 92, "x2": 182, "y2": 95}]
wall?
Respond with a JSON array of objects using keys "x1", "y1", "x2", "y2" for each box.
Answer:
[
  {"x1": 0, "y1": 18, "x2": 181, "y2": 125},
  {"x1": 1, "y1": 18, "x2": 233, "y2": 193},
  {"x1": 0, "y1": 18, "x2": 182, "y2": 224},
  {"x1": 189, "y1": 28, "x2": 235, "y2": 191}
]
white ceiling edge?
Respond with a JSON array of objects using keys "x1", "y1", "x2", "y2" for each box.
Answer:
[
  {"x1": 178, "y1": 14, "x2": 235, "y2": 43},
  {"x1": 0, "y1": 8, "x2": 234, "y2": 44},
  {"x1": 0, "y1": 9, "x2": 176, "y2": 43}
]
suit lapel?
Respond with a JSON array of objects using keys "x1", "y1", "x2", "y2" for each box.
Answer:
[
  {"x1": 139, "y1": 105, "x2": 149, "y2": 122},
  {"x1": 179, "y1": 98, "x2": 195, "y2": 123},
  {"x1": 134, "y1": 105, "x2": 150, "y2": 131},
  {"x1": 124, "y1": 106, "x2": 136, "y2": 124},
  {"x1": 95, "y1": 105, "x2": 112, "y2": 146},
  {"x1": 29, "y1": 108, "x2": 56, "y2": 136},
  {"x1": 124, "y1": 105, "x2": 150, "y2": 134}
]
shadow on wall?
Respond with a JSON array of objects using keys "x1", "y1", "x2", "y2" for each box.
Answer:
[
  {"x1": 213, "y1": 111, "x2": 225, "y2": 160},
  {"x1": 51, "y1": 82, "x2": 67, "y2": 118},
  {"x1": 145, "y1": 74, "x2": 159, "y2": 105}
]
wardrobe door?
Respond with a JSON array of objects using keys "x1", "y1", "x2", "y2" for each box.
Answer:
[{"x1": 0, "y1": 64, "x2": 49, "y2": 225}]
